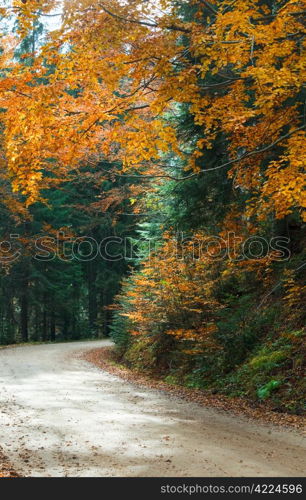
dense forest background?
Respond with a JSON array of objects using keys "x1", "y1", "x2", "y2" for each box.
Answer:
[{"x1": 0, "y1": 0, "x2": 305, "y2": 414}]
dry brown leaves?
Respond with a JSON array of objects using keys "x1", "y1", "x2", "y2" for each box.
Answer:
[
  {"x1": 0, "y1": 448, "x2": 19, "y2": 478},
  {"x1": 83, "y1": 347, "x2": 306, "y2": 433}
]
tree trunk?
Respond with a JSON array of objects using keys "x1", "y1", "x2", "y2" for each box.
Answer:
[
  {"x1": 42, "y1": 293, "x2": 48, "y2": 341},
  {"x1": 88, "y1": 261, "x2": 97, "y2": 336},
  {"x1": 20, "y1": 279, "x2": 28, "y2": 342},
  {"x1": 50, "y1": 307, "x2": 56, "y2": 341}
]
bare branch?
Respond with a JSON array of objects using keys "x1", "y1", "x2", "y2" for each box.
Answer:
[
  {"x1": 125, "y1": 104, "x2": 150, "y2": 112},
  {"x1": 198, "y1": 0, "x2": 218, "y2": 15}
]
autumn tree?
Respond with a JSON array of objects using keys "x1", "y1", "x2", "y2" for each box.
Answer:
[{"x1": 0, "y1": 0, "x2": 304, "y2": 411}]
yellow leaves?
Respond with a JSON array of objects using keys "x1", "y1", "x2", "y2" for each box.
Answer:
[
  {"x1": 165, "y1": 324, "x2": 217, "y2": 342},
  {"x1": 10, "y1": 0, "x2": 59, "y2": 36},
  {"x1": 0, "y1": 0, "x2": 304, "y2": 223},
  {"x1": 283, "y1": 270, "x2": 306, "y2": 318},
  {"x1": 259, "y1": 130, "x2": 306, "y2": 220},
  {"x1": 115, "y1": 226, "x2": 225, "y2": 350}
]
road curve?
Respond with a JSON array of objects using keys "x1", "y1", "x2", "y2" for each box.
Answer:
[{"x1": 0, "y1": 340, "x2": 305, "y2": 477}]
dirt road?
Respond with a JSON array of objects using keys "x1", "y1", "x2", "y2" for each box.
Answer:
[{"x1": 0, "y1": 340, "x2": 304, "y2": 477}]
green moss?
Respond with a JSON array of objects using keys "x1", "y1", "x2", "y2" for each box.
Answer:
[{"x1": 249, "y1": 349, "x2": 289, "y2": 371}]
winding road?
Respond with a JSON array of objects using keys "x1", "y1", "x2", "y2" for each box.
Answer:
[{"x1": 0, "y1": 340, "x2": 305, "y2": 477}]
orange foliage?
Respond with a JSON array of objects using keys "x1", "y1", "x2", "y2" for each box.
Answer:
[
  {"x1": 0, "y1": 0, "x2": 304, "y2": 218},
  {"x1": 0, "y1": 0, "x2": 304, "y2": 351}
]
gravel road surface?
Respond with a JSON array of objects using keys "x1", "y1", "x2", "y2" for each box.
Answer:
[{"x1": 0, "y1": 340, "x2": 304, "y2": 477}]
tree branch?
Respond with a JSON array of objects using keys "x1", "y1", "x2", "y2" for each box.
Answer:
[
  {"x1": 98, "y1": 2, "x2": 191, "y2": 33},
  {"x1": 88, "y1": 124, "x2": 305, "y2": 182},
  {"x1": 188, "y1": 124, "x2": 306, "y2": 178},
  {"x1": 252, "y1": 10, "x2": 306, "y2": 23},
  {"x1": 198, "y1": 0, "x2": 218, "y2": 15}
]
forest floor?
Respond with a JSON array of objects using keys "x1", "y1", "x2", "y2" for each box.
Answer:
[{"x1": 0, "y1": 340, "x2": 305, "y2": 477}]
